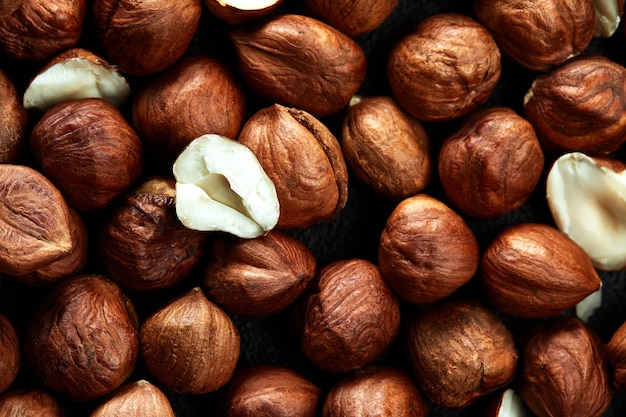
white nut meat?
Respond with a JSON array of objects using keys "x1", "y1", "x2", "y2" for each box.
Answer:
[
  {"x1": 173, "y1": 134, "x2": 280, "y2": 239},
  {"x1": 576, "y1": 286, "x2": 603, "y2": 323},
  {"x1": 492, "y1": 388, "x2": 528, "y2": 417},
  {"x1": 593, "y1": 0, "x2": 624, "y2": 37}
]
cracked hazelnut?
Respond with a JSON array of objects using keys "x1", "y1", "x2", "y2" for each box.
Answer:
[
  {"x1": 90, "y1": 380, "x2": 175, "y2": 417},
  {"x1": 303, "y1": 0, "x2": 398, "y2": 37},
  {"x1": 0, "y1": 314, "x2": 20, "y2": 395},
  {"x1": 205, "y1": 0, "x2": 283, "y2": 25},
  {"x1": 387, "y1": 13, "x2": 501, "y2": 122},
  {"x1": 594, "y1": 0, "x2": 624, "y2": 37},
  {"x1": 0, "y1": 68, "x2": 28, "y2": 163},
  {"x1": 487, "y1": 389, "x2": 528, "y2": 417},
  {"x1": 608, "y1": 319, "x2": 626, "y2": 392},
  {"x1": 0, "y1": 389, "x2": 65, "y2": 417}
]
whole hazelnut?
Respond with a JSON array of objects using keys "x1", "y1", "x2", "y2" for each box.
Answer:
[
  {"x1": 406, "y1": 299, "x2": 518, "y2": 408},
  {"x1": 90, "y1": 380, "x2": 175, "y2": 417},
  {"x1": 303, "y1": 0, "x2": 398, "y2": 37},
  {"x1": 30, "y1": 98, "x2": 143, "y2": 211},
  {"x1": 387, "y1": 13, "x2": 501, "y2": 122},
  {"x1": 438, "y1": 106, "x2": 545, "y2": 219},
  {"x1": 378, "y1": 194, "x2": 480, "y2": 304},
  {"x1": 341, "y1": 95, "x2": 432, "y2": 200},
  {"x1": 0, "y1": 68, "x2": 28, "y2": 163},
  {"x1": 290, "y1": 258, "x2": 401, "y2": 373},
  {"x1": 204, "y1": 0, "x2": 283, "y2": 25},
  {"x1": 607, "y1": 319, "x2": 626, "y2": 392},
  {"x1": 25, "y1": 275, "x2": 139, "y2": 402},
  {"x1": 0, "y1": 314, "x2": 20, "y2": 394},
  {"x1": 0, "y1": 389, "x2": 65, "y2": 417},
  {"x1": 140, "y1": 287, "x2": 240, "y2": 394}
]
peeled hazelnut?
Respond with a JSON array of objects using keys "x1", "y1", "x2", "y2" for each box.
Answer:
[
  {"x1": 93, "y1": 0, "x2": 203, "y2": 76},
  {"x1": 608, "y1": 319, "x2": 626, "y2": 392},
  {"x1": 481, "y1": 222, "x2": 602, "y2": 318},
  {"x1": 205, "y1": 0, "x2": 283, "y2": 25},
  {"x1": 290, "y1": 258, "x2": 401, "y2": 373},
  {"x1": 220, "y1": 365, "x2": 321, "y2": 417},
  {"x1": 173, "y1": 134, "x2": 280, "y2": 238},
  {"x1": 387, "y1": 13, "x2": 501, "y2": 122},
  {"x1": 204, "y1": 230, "x2": 316, "y2": 317},
  {"x1": 25, "y1": 274, "x2": 139, "y2": 402},
  {"x1": 378, "y1": 194, "x2": 480, "y2": 304},
  {"x1": 487, "y1": 389, "x2": 528, "y2": 417},
  {"x1": 0, "y1": 0, "x2": 86, "y2": 61},
  {"x1": 0, "y1": 164, "x2": 72, "y2": 276},
  {"x1": 576, "y1": 286, "x2": 603, "y2": 323},
  {"x1": 303, "y1": 0, "x2": 398, "y2": 37},
  {"x1": 524, "y1": 55, "x2": 626, "y2": 155},
  {"x1": 230, "y1": 13, "x2": 367, "y2": 117},
  {"x1": 438, "y1": 107, "x2": 545, "y2": 219},
  {"x1": 90, "y1": 380, "x2": 175, "y2": 417},
  {"x1": 0, "y1": 314, "x2": 20, "y2": 394},
  {"x1": 30, "y1": 98, "x2": 143, "y2": 211},
  {"x1": 140, "y1": 287, "x2": 240, "y2": 394},
  {"x1": 132, "y1": 55, "x2": 246, "y2": 163},
  {"x1": 406, "y1": 299, "x2": 518, "y2": 408},
  {"x1": 0, "y1": 68, "x2": 28, "y2": 163},
  {"x1": 341, "y1": 95, "x2": 431, "y2": 200},
  {"x1": 0, "y1": 389, "x2": 65, "y2": 417},
  {"x1": 473, "y1": 0, "x2": 596, "y2": 71},
  {"x1": 237, "y1": 104, "x2": 349, "y2": 229},
  {"x1": 518, "y1": 316, "x2": 612, "y2": 417},
  {"x1": 322, "y1": 366, "x2": 429, "y2": 417},
  {"x1": 594, "y1": 0, "x2": 624, "y2": 37}
]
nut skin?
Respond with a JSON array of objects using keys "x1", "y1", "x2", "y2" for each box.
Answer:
[
  {"x1": 341, "y1": 96, "x2": 432, "y2": 200},
  {"x1": 0, "y1": 0, "x2": 23, "y2": 21},
  {"x1": 518, "y1": 316, "x2": 612, "y2": 417},
  {"x1": 607, "y1": 319, "x2": 626, "y2": 392},
  {"x1": 238, "y1": 104, "x2": 349, "y2": 229},
  {"x1": 387, "y1": 13, "x2": 501, "y2": 122},
  {"x1": 322, "y1": 365, "x2": 429, "y2": 417},
  {"x1": 230, "y1": 13, "x2": 367, "y2": 117},
  {"x1": 0, "y1": 389, "x2": 65, "y2": 417},
  {"x1": 303, "y1": 0, "x2": 398, "y2": 37},
  {"x1": 205, "y1": 0, "x2": 283, "y2": 25},
  {"x1": 524, "y1": 55, "x2": 626, "y2": 155},
  {"x1": 378, "y1": 194, "x2": 480, "y2": 304},
  {"x1": 90, "y1": 380, "x2": 175, "y2": 417},
  {"x1": 219, "y1": 365, "x2": 322, "y2": 417},
  {"x1": 473, "y1": 0, "x2": 596, "y2": 72},
  {"x1": 290, "y1": 258, "x2": 401, "y2": 373},
  {"x1": 140, "y1": 287, "x2": 240, "y2": 394},
  {"x1": 204, "y1": 230, "x2": 316, "y2": 317},
  {"x1": 25, "y1": 274, "x2": 139, "y2": 402},
  {"x1": 0, "y1": 314, "x2": 20, "y2": 395},
  {"x1": 132, "y1": 55, "x2": 246, "y2": 164},
  {"x1": 0, "y1": 0, "x2": 86, "y2": 61},
  {"x1": 481, "y1": 223, "x2": 602, "y2": 319},
  {"x1": 0, "y1": 68, "x2": 27, "y2": 163},
  {"x1": 438, "y1": 107, "x2": 545, "y2": 219},
  {"x1": 30, "y1": 98, "x2": 143, "y2": 211},
  {"x1": 406, "y1": 299, "x2": 518, "y2": 409},
  {"x1": 98, "y1": 177, "x2": 207, "y2": 292}
]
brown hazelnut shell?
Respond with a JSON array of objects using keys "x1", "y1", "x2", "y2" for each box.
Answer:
[
  {"x1": 90, "y1": 380, "x2": 175, "y2": 417},
  {"x1": 0, "y1": 389, "x2": 65, "y2": 417},
  {"x1": 0, "y1": 68, "x2": 28, "y2": 163},
  {"x1": 303, "y1": 0, "x2": 398, "y2": 37},
  {"x1": 607, "y1": 319, "x2": 626, "y2": 392},
  {"x1": 0, "y1": 314, "x2": 20, "y2": 394}
]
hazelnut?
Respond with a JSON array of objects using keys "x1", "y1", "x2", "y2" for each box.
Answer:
[
  {"x1": 523, "y1": 55, "x2": 626, "y2": 155},
  {"x1": 438, "y1": 106, "x2": 545, "y2": 219},
  {"x1": 387, "y1": 13, "x2": 501, "y2": 122},
  {"x1": 93, "y1": 0, "x2": 203, "y2": 76},
  {"x1": 473, "y1": 0, "x2": 596, "y2": 71},
  {"x1": 341, "y1": 95, "x2": 432, "y2": 200},
  {"x1": 486, "y1": 389, "x2": 529, "y2": 417},
  {"x1": 290, "y1": 258, "x2": 401, "y2": 373},
  {"x1": 481, "y1": 223, "x2": 602, "y2": 318},
  {"x1": 237, "y1": 104, "x2": 349, "y2": 229},
  {"x1": 219, "y1": 365, "x2": 322, "y2": 417},
  {"x1": 204, "y1": 0, "x2": 283, "y2": 25},
  {"x1": 303, "y1": 0, "x2": 398, "y2": 37},
  {"x1": 139, "y1": 287, "x2": 240, "y2": 394},
  {"x1": 204, "y1": 230, "x2": 316, "y2": 317},
  {"x1": 518, "y1": 316, "x2": 612, "y2": 417},
  {"x1": 25, "y1": 274, "x2": 139, "y2": 402},
  {"x1": 29, "y1": 98, "x2": 143, "y2": 211},
  {"x1": 608, "y1": 319, "x2": 626, "y2": 392},
  {"x1": 322, "y1": 365, "x2": 429, "y2": 417},
  {"x1": 230, "y1": 13, "x2": 367, "y2": 117},
  {"x1": 132, "y1": 55, "x2": 246, "y2": 164},
  {"x1": 378, "y1": 194, "x2": 480, "y2": 304},
  {"x1": 0, "y1": 68, "x2": 28, "y2": 163},
  {"x1": 0, "y1": 314, "x2": 20, "y2": 394},
  {"x1": 90, "y1": 380, "x2": 175, "y2": 417},
  {"x1": 594, "y1": 0, "x2": 624, "y2": 37},
  {"x1": 0, "y1": 389, "x2": 65, "y2": 417},
  {"x1": 0, "y1": 0, "x2": 22, "y2": 21},
  {"x1": 406, "y1": 299, "x2": 518, "y2": 408}
]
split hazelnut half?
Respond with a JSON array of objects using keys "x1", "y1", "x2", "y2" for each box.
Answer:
[
  {"x1": 594, "y1": 0, "x2": 624, "y2": 37},
  {"x1": 204, "y1": 0, "x2": 283, "y2": 25}
]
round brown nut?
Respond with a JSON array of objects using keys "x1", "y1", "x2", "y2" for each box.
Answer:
[
  {"x1": 0, "y1": 314, "x2": 20, "y2": 395},
  {"x1": 0, "y1": 389, "x2": 65, "y2": 417},
  {"x1": 438, "y1": 106, "x2": 545, "y2": 219},
  {"x1": 0, "y1": 68, "x2": 28, "y2": 163},
  {"x1": 387, "y1": 12, "x2": 501, "y2": 122},
  {"x1": 0, "y1": 0, "x2": 22, "y2": 21},
  {"x1": 607, "y1": 319, "x2": 626, "y2": 392},
  {"x1": 303, "y1": 0, "x2": 398, "y2": 37},
  {"x1": 90, "y1": 380, "x2": 175, "y2": 417}
]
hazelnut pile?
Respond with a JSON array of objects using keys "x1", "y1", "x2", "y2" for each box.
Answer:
[{"x1": 2, "y1": 0, "x2": 626, "y2": 416}]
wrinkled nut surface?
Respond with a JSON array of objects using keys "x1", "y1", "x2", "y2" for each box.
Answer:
[
  {"x1": 204, "y1": 230, "x2": 316, "y2": 317},
  {"x1": 140, "y1": 287, "x2": 240, "y2": 394},
  {"x1": 90, "y1": 380, "x2": 175, "y2": 417},
  {"x1": 378, "y1": 194, "x2": 480, "y2": 304},
  {"x1": 594, "y1": 0, "x2": 624, "y2": 37},
  {"x1": 481, "y1": 223, "x2": 602, "y2": 318},
  {"x1": 322, "y1": 365, "x2": 429, "y2": 417},
  {"x1": 438, "y1": 107, "x2": 545, "y2": 219},
  {"x1": 230, "y1": 13, "x2": 367, "y2": 117},
  {"x1": 608, "y1": 319, "x2": 626, "y2": 392},
  {"x1": 0, "y1": 314, "x2": 20, "y2": 394},
  {"x1": 524, "y1": 55, "x2": 626, "y2": 155},
  {"x1": 519, "y1": 316, "x2": 612, "y2": 417},
  {"x1": 547, "y1": 152, "x2": 626, "y2": 270},
  {"x1": 473, "y1": 0, "x2": 596, "y2": 71},
  {"x1": 291, "y1": 258, "x2": 401, "y2": 373},
  {"x1": 341, "y1": 95, "x2": 431, "y2": 200},
  {"x1": 406, "y1": 299, "x2": 518, "y2": 408},
  {"x1": 0, "y1": 68, "x2": 28, "y2": 163},
  {"x1": 303, "y1": 0, "x2": 398, "y2": 37},
  {"x1": 23, "y1": 48, "x2": 130, "y2": 112},
  {"x1": 205, "y1": 0, "x2": 283, "y2": 25},
  {"x1": 220, "y1": 365, "x2": 321, "y2": 417},
  {"x1": 173, "y1": 134, "x2": 279, "y2": 238},
  {"x1": 387, "y1": 12, "x2": 501, "y2": 122},
  {"x1": 0, "y1": 0, "x2": 22, "y2": 21},
  {"x1": 0, "y1": 164, "x2": 72, "y2": 276},
  {"x1": 0, "y1": 389, "x2": 65, "y2": 417},
  {"x1": 238, "y1": 104, "x2": 349, "y2": 229},
  {"x1": 25, "y1": 275, "x2": 139, "y2": 402}
]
